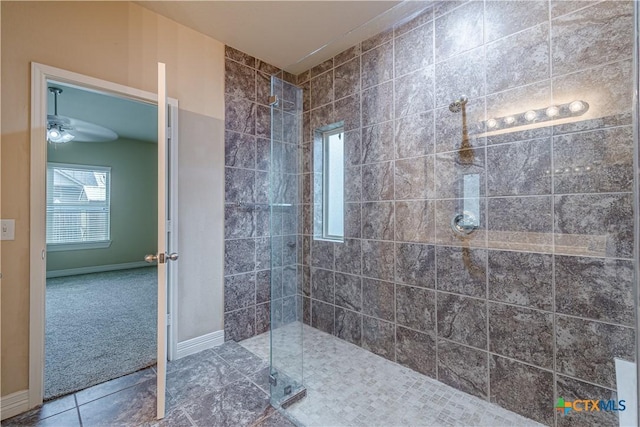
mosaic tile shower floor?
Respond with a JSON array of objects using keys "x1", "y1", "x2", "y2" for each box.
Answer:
[{"x1": 240, "y1": 323, "x2": 544, "y2": 427}]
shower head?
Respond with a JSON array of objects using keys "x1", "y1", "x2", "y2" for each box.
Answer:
[{"x1": 449, "y1": 96, "x2": 468, "y2": 113}]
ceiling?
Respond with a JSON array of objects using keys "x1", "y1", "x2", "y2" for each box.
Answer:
[
  {"x1": 47, "y1": 82, "x2": 158, "y2": 143},
  {"x1": 137, "y1": 1, "x2": 432, "y2": 74}
]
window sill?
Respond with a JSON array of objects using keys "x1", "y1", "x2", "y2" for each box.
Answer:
[{"x1": 47, "y1": 241, "x2": 112, "y2": 252}]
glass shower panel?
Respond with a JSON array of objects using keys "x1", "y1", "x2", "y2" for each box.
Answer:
[{"x1": 269, "y1": 75, "x2": 305, "y2": 408}]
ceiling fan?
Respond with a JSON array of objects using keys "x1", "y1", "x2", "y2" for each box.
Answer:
[{"x1": 47, "y1": 86, "x2": 118, "y2": 144}]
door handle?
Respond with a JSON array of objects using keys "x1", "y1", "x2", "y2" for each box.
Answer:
[{"x1": 144, "y1": 253, "x2": 179, "y2": 264}]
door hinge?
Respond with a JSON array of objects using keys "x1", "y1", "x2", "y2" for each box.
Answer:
[
  {"x1": 269, "y1": 373, "x2": 278, "y2": 386},
  {"x1": 268, "y1": 95, "x2": 279, "y2": 106},
  {"x1": 158, "y1": 253, "x2": 166, "y2": 264}
]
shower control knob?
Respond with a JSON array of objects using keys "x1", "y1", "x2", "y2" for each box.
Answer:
[{"x1": 451, "y1": 212, "x2": 478, "y2": 236}]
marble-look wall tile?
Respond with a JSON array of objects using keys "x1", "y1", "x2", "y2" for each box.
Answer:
[
  {"x1": 256, "y1": 72, "x2": 273, "y2": 106},
  {"x1": 362, "y1": 28, "x2": 393, "y2": 52},
  {"x1": 437, "y1": 292, "x2": 487, "y2": 349},
  {"x1": 225, "y1": 205, "x2": 255, "y2": 239},
  {"x1": 488, "y1": 250, "x2": 553, "y2": 311},
  {"x1": 362, "y1": 82, "x2": 393, "y2": 126},
  {"x1": 310, "y1": 58, "x2": 333, "y2": 78},
  {"x1": 395, "y1": 200, "x2": 436, "y2": 243},
  {"x1": 490, "y1": 356, "x2": 554, "y2": 426},
  {"x1": 335, "y1": 94, "x2": 361, "y2": 131},
  {"x1": 310, "y1": 71, "x2": 333, "y2": 110},
  {"x1": 344, "y1": 166, "x2": 362, "y2": 202},
  {"x1": 550, "y1": 0, "x2": 600, "y2": 19},
  {"x1": 435, "y1": 148, "x2": 485, "y2": 199},
  {"x1": 225, "y1": 131, "x2": 256, "y2": 169},
  {"x1": 487, "y1": 196, "x2": 553, "y2": 252},
  {"x1": 556, "y1": 375, "x2": 619, "y2": 427},
  {"x1": 486, "y1": 24, "x2": 549, "y2": 94},
  {"x1": 436, "y1": 246, "x2": 486, "y2": 298},
  {"x1": 551, "y1": 1, "x2": 634, "y2": 76},
  {"x1": 225, "y1": 96, "x2": 256, "y2": 135},
  {"x1": 256, "y1": 270, "x2": 271, "y2": 303},
  {"x1": 362, "y1": 316, "x2": 395, "y2": 361},
  {"x1": 362, "y1": 278, "x2": 395, "y2": 322},
  {"x1": 224, "y1": 307, "x2": 256, "y2": 341},
  {"x1": 435, "y1": 47, "x2": 485, "y2": 108},
  {"x1": 554, "y1": 193, "x2": 633, "y2": 258},
  {"x1": 311, "y1": 267, "x2": 334, "y2": 304},
  {"x1": 335, "y1": 272, "x2": 362, "y2": 312},
  {"x1": 555, "y1": 315, "x2": 635, "y2": 388},
  {"x1": 310, "y1": 104, "x2": 336, "y2": 133},
  {"x1": 311, "y1": 239, "x2": 334, "y2": 269},
  {"x1": 555, "y1": 255, "x2": 634, "y2": 326},
  {"x1": 225, "y1": 46, "x2": 255, "y2": 67},
  {"x1": 434, "y1": 1, "x2": 484, "y2": 61},
  {"x1": 395, "y1": 242, "x2": 435, "y2": 288},
  {"x1": 489, "y1": 303, "x2": 553, "y2": 369},
  {"x1": 362, "y1": 122, "x2": 394, "y2": 164},
  {"x1": 553, "y1": 126, "x2": 634, "y2": 194},
  {"x1": 394, "y1": 156, "x2": 435, "y2": 200},
  {"x1": 335, "y1": 57, "x2": 360, "y2": 101},
  {"x1": 486, "y1": 138, "x2": 552, "y2": 196},
  {"x1": 437, "y1": 339, "x2": 488, "y2": 399},
  {"x1": 311, "y1": 300, "x2": 335, "y2": 335},
  {"x1": 225, "y1": 60, "x2": 256, "y2": 101},
  {"x1": 362, "y1": 161, "x2": 394, "y2": 201},
  {"x1": 361, "y1": 42, "x2": 393, "y2": 89},
  {"x1": 345, "y1": 130, "x2": 362, "y2": 167},
  {"x1": 552, "y1": 60, "x2": 633, "y2": 130},
  {"x1": 345, "y1": 203, "x2": 362, "y2": 238},
  {"x1": 394, "y1": 67, "x2": 435, "y2": 118},
  {"x1": 334, "y1": 239, "x2": 362, "y2": 275},
  {"x1": 434, "y1": 98, "x2": 486, "y2": 153},
  {"x1": 396, "y1": 285, "x2": 435, "y2": 332},
  {"x1": 394, "y1": 22, "x2": 434, "y2": 77},
  {"x1": 395, "y1": 112, "x2": 435, "y2": 159},
  {"x1": 334, "y1": 44, "x2": 361, "y2": 67},
  {"x1": 224, "y1": 239, "x2": 255, "y2": 275},
  {"x1": 335, "y1": 308, "x2": 362, "y2": 346},
  {"x1": 394, "y1": 7, "x2": 433, "y2": 37},
  {"x1": 362, "y1": 202, "x2": 394, "y2": 241},
  {"x1": 396, "y1": 327, "x2": 436, "y2": 378},
  {"x1": 362, "y1": 240, "x2": 395, "y2": 281},
  {"x1": 256, "y1": 302, "x2": 270, "y2": 335},
  {"x1": 225, "y1": 167, "x2": 255, "y2": 203},
  {"x1": 485, "y1": 0, "x2": 548, "y2": 42},
  {"x1": 224, "y1": 272, "x2": 256, "y2": 313}
]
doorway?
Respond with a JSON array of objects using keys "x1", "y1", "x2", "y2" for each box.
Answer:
[
  {"x1": 44, "y1": 82, "x2": 159, "y2": 399},
  {"x1": 29, "y1": 63, "x2": 179, "y2": 412}
]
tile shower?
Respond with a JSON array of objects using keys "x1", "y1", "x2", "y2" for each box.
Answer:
[{"x1": 224, "y1": 1, "x2": 638, "y2": 426}]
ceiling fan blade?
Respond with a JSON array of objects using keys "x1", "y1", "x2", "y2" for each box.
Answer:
[{"x1": 48, "y1": 115, "x2": 118, "y2": 143}]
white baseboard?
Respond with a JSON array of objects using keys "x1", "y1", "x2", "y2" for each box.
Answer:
[
  {"x1": 1, "y1": 390, "x2": 30, "y2": 421},
  {"x1": 46, "y1": 261, "x2": 151, "y2": 278},
  {"x1": 176, "y1": 330, "x2": 224, "y2": 359}
]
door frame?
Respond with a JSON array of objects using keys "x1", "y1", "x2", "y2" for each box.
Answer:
[{"x1": 28, "y1": 62, "x2": 179, "y2": 408}]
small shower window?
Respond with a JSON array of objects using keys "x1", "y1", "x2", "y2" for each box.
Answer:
[{"x1": 314, "y1": 125, "x2": 344, "y2": 242}]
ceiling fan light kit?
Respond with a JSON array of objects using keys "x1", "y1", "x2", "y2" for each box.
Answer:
[{"x1": 47, "y1": 86, "x2": 118, "y2": 144}]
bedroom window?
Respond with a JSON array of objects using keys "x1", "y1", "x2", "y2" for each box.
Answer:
[{"x1": 46, "y1": 163, "x2": 111, "y2": 250}]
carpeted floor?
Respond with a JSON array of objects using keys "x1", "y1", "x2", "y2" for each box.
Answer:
[{"x1": 45, "y1": 267, "x2": 157, "y2": 399}]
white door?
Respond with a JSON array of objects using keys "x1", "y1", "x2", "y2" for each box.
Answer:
[{"x1": 145, "y1": 62, "x2": 176, "y2": 420}]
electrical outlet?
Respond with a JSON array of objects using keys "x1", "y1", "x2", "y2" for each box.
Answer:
[{"x1": 1, "y1": 219, "x2": 15, "y2": 240}]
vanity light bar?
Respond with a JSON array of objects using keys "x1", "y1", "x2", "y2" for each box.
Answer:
[{"x1": 485, "y1": 100, "x2": 589, "y2": 131}]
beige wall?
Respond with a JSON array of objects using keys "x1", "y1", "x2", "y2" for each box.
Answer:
[{"x1": 1, "y1": 1, "x2": 225, "y2": 396}]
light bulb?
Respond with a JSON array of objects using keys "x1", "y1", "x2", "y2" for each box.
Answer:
[
  {"x1": 48, "y1": 128, "x2": 60, "y2": 139},
  {"x1": 546, "y1": 106, "x2": 560, "y2": 118},
  {"x1": 47, "y1": 127, "x2": 74, "y2": 143},
  {"x1": 503, "y1": 116, "x2": 515, "y2": 125},
  {"x1": 524, "y1": 110, "x2": 537, "y2": 122},
  {"x1": 569, "y1": 100, "x2": 585, "y2": 113},
  {"x1": 487, "y1": 118, "x2": 498, "y2": 129}
]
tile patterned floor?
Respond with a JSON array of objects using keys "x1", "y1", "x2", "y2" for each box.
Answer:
[
  {"x1": 3, "y1": 343, "x2": 295, "y2": 427},
  {"x1": 240, "y1": 322, "x2": 545, "y2": 427}
]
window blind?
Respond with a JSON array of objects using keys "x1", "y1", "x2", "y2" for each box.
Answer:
[{"x1": 46, "y1": 163, "x2": 111, "y2": 245}]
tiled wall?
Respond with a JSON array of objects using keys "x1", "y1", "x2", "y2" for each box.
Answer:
[
  {"x1": 296, "y1": 2, "x2": 636, "y2": 426},
  {"x1": 223, "y1": 46, "x2": 299, "y2": 342}
]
